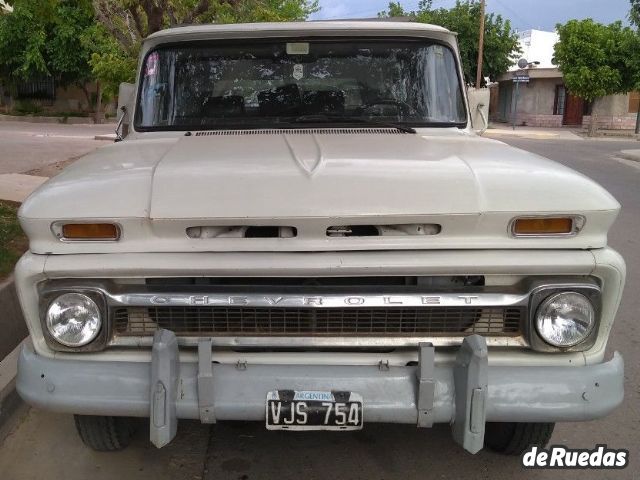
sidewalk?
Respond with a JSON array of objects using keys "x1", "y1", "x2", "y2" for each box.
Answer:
[
  {"x1": 0, "y1": 174, "x2": 48, "y2": 202},
  {"x1": 484, "y1": 124, "x2": 584, "y2": 141},
  {"x1": 0, "y1": 121, "x2": 113, "y2": 201}
]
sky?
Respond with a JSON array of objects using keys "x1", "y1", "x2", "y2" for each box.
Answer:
[{"x1": 311, "y1": 0, "x2": 632, "y2": 32}]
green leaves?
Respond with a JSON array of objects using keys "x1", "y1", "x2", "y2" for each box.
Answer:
[
  {"x1": 631, "y1": 0, "x2": 640, "y2": 28},
  {"x1": 554, "y1": 19, "x2": 640, "y2": 100},
  {"x1": 89, "y1": 51, "x2": 136, "y2": 99},
  {"x1": 0, "y1": 0, "x2": 94, "y2": 84},
  {"x1": 201, "y1": 0, "x2": 320, "y2": 23},
  {"x1": 80, "y1": 22, "x2": 136, "y2": 99},
  {"x1": 379, "y1": 0, "x2": 521, "y2": 85}
]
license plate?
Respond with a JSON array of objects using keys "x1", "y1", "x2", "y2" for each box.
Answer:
[{"x1": 266, "y1": 390, "x2": 363, "y2": 431}]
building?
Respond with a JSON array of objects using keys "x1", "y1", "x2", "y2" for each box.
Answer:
[{"x1": 492, "y1": 29, "x2": 639, "y2": 129}]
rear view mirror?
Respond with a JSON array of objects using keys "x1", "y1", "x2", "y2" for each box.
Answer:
[
  {"x1": 467, "y1": 87, "x2": 490, "y2": 135},
  {"x1": 116, "y1": 82, "x2": 135, "y2": 141}
]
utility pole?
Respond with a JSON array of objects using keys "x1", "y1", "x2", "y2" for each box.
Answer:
[
  {"x1": 476, "y1": 0, "x2": 486, "y2": 88},
  {"x1": 636, "y1": 97, "x2": 640, "y2": 135}
]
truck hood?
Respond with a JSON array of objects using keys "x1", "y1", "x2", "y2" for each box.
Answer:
[
  {"x1": 148, "y1": 130, "x2": 615, "y2": 217},
  {"x1": 20, "y1": 129, "x2": 620, "y2": 254}
]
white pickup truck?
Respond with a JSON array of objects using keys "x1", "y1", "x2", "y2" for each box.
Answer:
[{"x1": 15, "y1": 21, "x2": 624, "y2": 455}]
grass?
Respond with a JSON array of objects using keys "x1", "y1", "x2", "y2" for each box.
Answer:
[{"x1": 0, "y1": 201, "x2": 27, "y2": 280}]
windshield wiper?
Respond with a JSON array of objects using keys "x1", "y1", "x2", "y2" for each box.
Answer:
[{"x1": 292, "y1": 115, "x2": 417, "y2": 134}]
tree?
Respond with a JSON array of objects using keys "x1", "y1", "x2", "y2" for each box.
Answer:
[
  {"x1": 631, "y1": 0, "x2": 640, "y2": 28},
  {"x1": 0, "y1": 0, "x2": 103, "y2": 118},
  {"x1": 379, "y1": 0, "x2": 521, "y2": 85},
  {"x1": 554, "y1": 20, "x2": 640, "y2": 101},
  {"x1": 81, "y1": 22, "x2": 136, "y2": 113},
  {"x1": 380, "y1": 1, "x2": 407, "y2": 18},
  {"x1": 93, "y1": 0, "x2": 319, "y2": 52},
  {"x1": 554, "y1": 19, "x2": 640, "y2": 134}
]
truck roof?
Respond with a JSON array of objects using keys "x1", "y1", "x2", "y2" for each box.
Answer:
[{"x1": 144, "y1": 20, "x2": 454, "y2": 45}]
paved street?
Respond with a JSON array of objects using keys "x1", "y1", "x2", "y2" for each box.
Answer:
[
  {"x1": 0, "y1": 128, "x2": 639, "y2": 479},
  {"x1": 0, "y1": 121, "x2": 114, "y2": 174}
]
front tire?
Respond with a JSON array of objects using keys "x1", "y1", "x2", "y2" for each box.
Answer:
[
  {"x1": 484, "y1": 422, "x2": 555, "y2": 455},
  {"x1": 74, "y1": 415, "x2": 137, "y2": 451}
]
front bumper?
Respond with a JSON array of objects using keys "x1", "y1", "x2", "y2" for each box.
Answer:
[{"x1": 17, "y1": 332, "x2": 624, "y2": 454}]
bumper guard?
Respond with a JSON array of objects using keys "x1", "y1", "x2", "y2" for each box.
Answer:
[{"x1": 17, "y1": 332, "x2": 624, "y2": 453}]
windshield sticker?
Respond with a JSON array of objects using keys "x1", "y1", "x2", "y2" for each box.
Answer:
[
  {"x1": 145, "y1": 52, "x2": 159, "y2": 77},
  {"x1": 293, "y1": 64, "x2": 304, "y2": 80},
  {"x1": 287, "y1": 42, "x2": 310, "y2": 55}
]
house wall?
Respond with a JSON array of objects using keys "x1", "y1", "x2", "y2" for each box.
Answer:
[
  {"x1": 582, "y1": 93, "x2": 637, "y2": 130},
  {"x1": 494, "y1": 80, "x2": 638, "y2": 129},
  {"x1": 0, "y1": 82, "x2": 116, "y2": 116},
  {"x1": 495, "y1": 78, "x2": 563, "y2": 127}
]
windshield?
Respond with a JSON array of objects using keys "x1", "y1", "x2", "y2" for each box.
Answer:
[{"x1": 135, "y1": 39, "x2": 467, "y2": 130}]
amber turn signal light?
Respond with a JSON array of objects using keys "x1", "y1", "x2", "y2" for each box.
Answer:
[
  {"x1": 61, "y1": 223, "x2": 120, "y2": 241},
  {"x1": 512, "y1": 217, "x2": 576, "y2": 236}
]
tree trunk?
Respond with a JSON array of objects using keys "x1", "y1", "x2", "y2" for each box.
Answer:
[
  {"x1": 78, "y1": 83, "x2": 92, "y2": 111},
  {"x1": 7, "y1": 81, "x2": 16, "y2": 112},
  {"x1": 588, "y1": 112, "x2": 598, "y2": 137},
  {"x1": 146, "y1": 5, "x2": 165, "y2": 34},
  {"x1": 94, "y1": 81, "x2": 104, "y2": 125}
]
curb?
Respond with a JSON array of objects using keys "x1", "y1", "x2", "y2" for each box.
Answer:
[
  {"x1": 0, "y1": 114, "x2": 117, "y2": 125},
  {"x1": 94, "y1": 134, "x2": 117, "y2": 141},
  {"x1": 0, "y1": 340, "x2": 25, "y2": 410},
  {"x1": 0, "y1": 277, "x2": 28, "y2": 431},
  {"x1": 618, "y1": 151, "x2": 640, "y2": 163},
  {"x1": 0, "y1": 114, "x2": 95, "y2": 125},
  {"x1": 0, "y1": 277, "x2": 27, "y2": 360}
]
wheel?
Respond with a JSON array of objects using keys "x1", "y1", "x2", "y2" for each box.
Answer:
[
  {"x1": 484, "y1": 422, "x2": 555, "y2": 455},
  {"x1": 74, "y1": 415, "x2": 137, "y2": 451}
]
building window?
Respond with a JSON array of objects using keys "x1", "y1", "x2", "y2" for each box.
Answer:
[
  {"x1": 554, "y1": 85, "x2": 566, "y2": 116},
  {"x1": 630, "y1": 92, "x2": 640, "y2": 114}
]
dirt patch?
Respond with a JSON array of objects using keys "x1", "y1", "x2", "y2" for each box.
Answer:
[{"x1": 25, "y1": 156, "x2": 79, "y2": 178}]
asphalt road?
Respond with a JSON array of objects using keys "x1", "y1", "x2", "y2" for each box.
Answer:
[
  {"x1": 0, "y1": 132, "x2": 638, "y2": 480},
  {"x1": 0, "y1": 121, "x2": 114, "y2": 174}
]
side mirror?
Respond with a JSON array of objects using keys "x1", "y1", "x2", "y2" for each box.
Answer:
[
  {"x1": 467, "y1": 87, "x2": 490, "y2": 135},
  {"x1": 116, "y1": 82, "x2": 135, "y2": 141}
]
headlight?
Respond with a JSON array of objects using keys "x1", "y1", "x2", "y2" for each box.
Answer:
[
  {"x1": 46, "y1": 293, "x2": 102, "y2": 347},
  {"x1": 535, "y1": 291, "x2": 595, "y2": 347}
]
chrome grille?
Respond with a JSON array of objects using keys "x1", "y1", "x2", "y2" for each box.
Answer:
[{"x1": 113, "y1": 306, "x2": 523, "y2": 337}]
